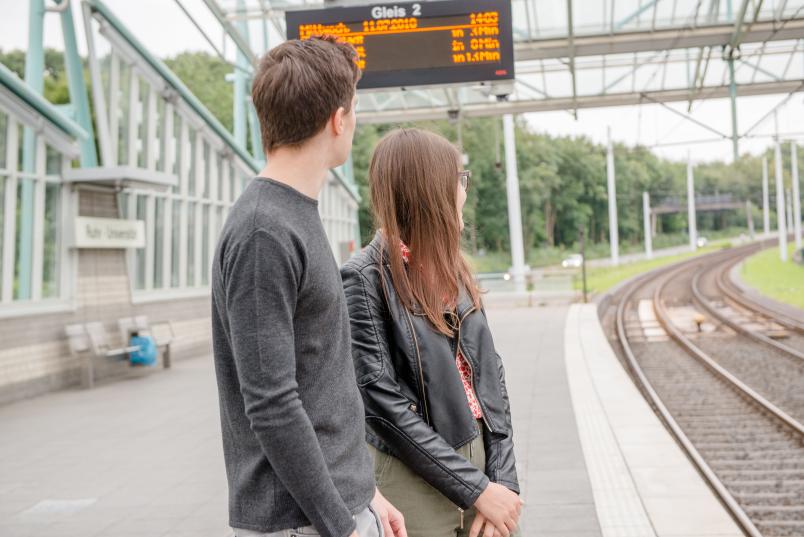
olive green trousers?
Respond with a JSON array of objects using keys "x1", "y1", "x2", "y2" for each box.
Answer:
[{"x1": 369, "y1": 422, "x2": 519, "y2": 537}]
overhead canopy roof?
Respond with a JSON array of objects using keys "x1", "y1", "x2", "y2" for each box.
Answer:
[{"x1": 210, "y1": 0, "x2": 804, "y2": 125}]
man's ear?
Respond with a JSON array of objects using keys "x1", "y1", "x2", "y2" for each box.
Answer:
[{"x1": 332, "y1": 106, "x2": 346, "y2": 136}]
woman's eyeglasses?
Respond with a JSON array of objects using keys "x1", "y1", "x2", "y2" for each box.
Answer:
[{"x1": 458, "y1": 170, "x2": 471, "y2": 192}]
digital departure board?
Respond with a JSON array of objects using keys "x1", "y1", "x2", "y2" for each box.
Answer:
[{"x1": 285, "y1": 0, "x2": 514, "y2": 90}]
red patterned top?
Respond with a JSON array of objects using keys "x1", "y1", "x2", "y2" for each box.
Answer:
[{"x1": 399, "y1": 241, "x2": 483, "y2": 419}]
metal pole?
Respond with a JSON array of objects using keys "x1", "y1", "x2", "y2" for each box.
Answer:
[
  {"x1": 762, "y1": 157, "x2": 771, "y2": 235},
  {"x1": 58, "y1": 0, "x2": 97, "y2": 167},
  {"x1": 774, "y1": 140, "x2": 788, "y2": 261},
  {"x1": 643, "y1": 191, "x2": 653, "y2": 259},
  {"x1": 607, "y1": 126, "x2": 619, "y2": 265},
  {"x1": 787, "y1": 188, "x2": 794, "y2": 232},
  {"x1": 727, "y1": 55, "x2": 739, "y2": 162},
  {"x1": 746, "y1": 200, "x2": 755, "y2": 239},
  {"x1": 687, "y1": 155, "x2": 697, "y2": 251},
  {"x1": 502, "y1": 114, "x2": 526, "y2": 293},
  {"x1": 18, "y1": 0, "x2": 46, "y2": 300},
  {"x1": 233, "y1": 0, "x2": 248, "y2": 149},
  {"x1": 237, "y1": 8, "x2": 263, "y2": 160},
  {"x1": 579, "y1": 224, "x2": 588, "y2": 304},
  {"x1": 792, "y1": 141, "x2": 802, "y2": 251}
]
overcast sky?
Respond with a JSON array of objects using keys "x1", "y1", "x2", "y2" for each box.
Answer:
[{"x1": 2, "y1": 0, "x2": 802, "y2": 165}]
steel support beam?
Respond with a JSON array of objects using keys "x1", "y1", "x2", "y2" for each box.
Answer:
[
  {"x1": 248, "y1": 102, "x2": 263, "y2": 161},
  {"x1": 607, "y1": 127, "x2": 619, "y2": 265},
  {"x1": 19, "y1": 0, "x2": 46, "y2": 300},
  {"x1": 357, "y1": 80, "x2": 804, "y2": 124},
  {"x1": 201, "y1": 0, "x2": 257, "y2": 66},
  {"x1": 502, "y1": 114, "x2": 527, "y2": 293},
  {"x1": 793, "y1": 141, "x2": 802, "y2": 251},
  {"x1": 234, "y1": 0, "x2": 249, "y2": 149},
  {"x1": 774, "y1": 140, "x2": 788, "y2": 261},
  {"x1": 515, "y1": 18, "x2": 804, "y2": 60},
  {"x1": 615, "y1": 0, "x2": 660, "y2": 30},
  {"x1": 729, "y1": 0, "x2": 752, "y2": 48},
  {"x1": 58, "y1": 0, "x2": 97, "y2": 167}
]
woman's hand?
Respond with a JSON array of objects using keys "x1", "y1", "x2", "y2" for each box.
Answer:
[
  {"x1": 372, "y1": 488, "x2": 408, "y2": 537},
  {"x1": 468, "y1": 512, "x2": 508, "y2": 537},
  {"x1": 471, "y1": 483, "x2": 523, "y2": 537}
]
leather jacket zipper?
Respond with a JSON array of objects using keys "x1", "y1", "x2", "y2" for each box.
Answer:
[
  {"x1": 455, "y1": 307, "x2": 494, "y2": 433},
  {"x1": 404, "y1": 308, "x2": 431, "y2": 425}
]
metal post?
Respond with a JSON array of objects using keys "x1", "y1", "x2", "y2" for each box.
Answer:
[
  {"x1": 58, "y1": 0, "x2": 97, "y2": 167},
  {"x1": 247, "y1": 103, "x2": 263, "y2": 161},
  {"x1": 606, "y1": 127, "x2": 619, "y2": 265},
  {"x1": 19, "y1": 0, "x2": 46, "y2": 300},
  {"x1": 643, "y1": 191, "x2": 653, "y2": 259},
  {"x1": 579, "y1": 224, "x2": 588, "y2": 304},
  {"x1": 236, "y1": 6, "x2": 262, "y2": 159},
  {"x1": 687, "y1": 155, "x2": 697, "y2": 251},
  {"x1": 502, "y1": 114, "x2": 526, "y2": 293},
  {"x1": 233, "y1": 0, "x2": 248, "y2": 149},
  {"x1": 727, "y1": 55, "x2": 739, "y2": 162},
  {"x1": 762, "y1": 157, "x2": 771, "y2": 235},
  {"x1": 787, "y1": 188, "x2": 794, "y2": 232},
  {"x1": 792, "y1": 141, "x2": 802, "y2": 251},
  {"x1": 774, "y1": 140, "x2": 788, "y2": 261},
  {"x1": 745, "y1": 200, "x2": 755, "y2": 239}
]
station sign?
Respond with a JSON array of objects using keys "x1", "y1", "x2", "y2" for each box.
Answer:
[
  {"x1": 73, "y1": 217, "x2": 145, "y2": 249},
  {"x1": 285, "y1": 0, "x2": 515, "y2": 90}
]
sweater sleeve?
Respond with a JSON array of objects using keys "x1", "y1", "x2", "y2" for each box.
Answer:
[{"x1": 225, "y1": 229, "x2": 356, "y2": 537}]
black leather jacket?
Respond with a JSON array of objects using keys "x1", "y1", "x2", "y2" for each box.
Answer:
[{"x1": 340, "y1": 232, "x2": 519, "y2": 509}]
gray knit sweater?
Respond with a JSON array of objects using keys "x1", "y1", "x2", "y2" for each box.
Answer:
[{"x1": 211, "y1": 177, "x2": 375, "y2": 537}]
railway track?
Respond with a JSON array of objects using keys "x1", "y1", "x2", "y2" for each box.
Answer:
[
  {"x1": 613, "y1": 244, "x2": 804, "y2": 537},
  {"x1": 715, "y1": 249, "x2": 804, "y2": 335}
]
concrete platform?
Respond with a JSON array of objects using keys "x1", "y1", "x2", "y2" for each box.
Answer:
[
  {"x1": 0, "y1": 360, "x2": 229, "y2": 537},
  {"x1": 0, "y1": 303, "x2": 746, "y2": 537}
]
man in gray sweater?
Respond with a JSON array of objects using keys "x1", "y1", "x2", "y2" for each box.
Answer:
[{"x1": 211, "y1": 36, "x2": 406, "y2": 537}]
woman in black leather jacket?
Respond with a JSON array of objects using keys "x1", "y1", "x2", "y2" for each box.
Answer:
[{"x1": 341, "y1": 128, "x2": 521, "y2": 537}]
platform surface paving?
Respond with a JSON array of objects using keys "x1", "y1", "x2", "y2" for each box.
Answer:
[{"x1": 0, "y1": 303, "x2": 740, "y2": 537}]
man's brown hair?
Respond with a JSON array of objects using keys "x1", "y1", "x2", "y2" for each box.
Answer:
[{"x1": 252, "y1": 36, "x2": 361, "y2": 153}]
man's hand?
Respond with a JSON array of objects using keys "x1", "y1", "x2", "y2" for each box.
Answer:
[
  {"x1": 471, "y1": 483, "x2": 523, "y2": 537},
  {"x1": 372, "y1": 488, "x2": 408, "y2": 537}
]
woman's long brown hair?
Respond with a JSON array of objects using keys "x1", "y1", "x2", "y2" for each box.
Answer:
[{"x1": 369, "y1": 128, "x2": 481, "y2": 336}]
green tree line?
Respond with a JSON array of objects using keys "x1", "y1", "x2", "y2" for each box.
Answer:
[{"x1": 353, "y1": 118, "x2": 803, "y2": 265}]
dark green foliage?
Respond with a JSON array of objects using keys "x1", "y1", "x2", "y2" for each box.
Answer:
[{"x1": 164, "y1": 52, "x2": 234, "y2": 132}]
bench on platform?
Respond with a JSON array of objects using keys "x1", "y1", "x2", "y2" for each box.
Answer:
[{"x1": 65, "y1": 322, "x2": 141, "y2": 389}]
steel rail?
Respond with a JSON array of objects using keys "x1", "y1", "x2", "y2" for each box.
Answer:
[{"x1": 654, "y1": 260, "x2": 804, "y2": 437}]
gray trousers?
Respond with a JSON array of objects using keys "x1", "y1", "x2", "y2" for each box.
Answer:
[{"x1": 234, "y1": 505, "x2": 383, "y2": 537}]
